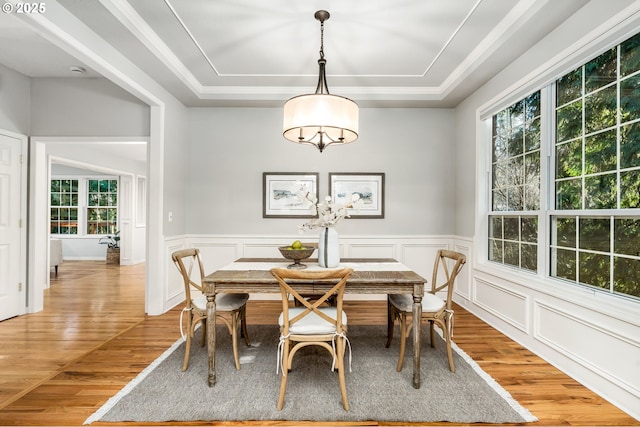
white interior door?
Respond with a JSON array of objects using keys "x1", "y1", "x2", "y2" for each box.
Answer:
[{"x1": 0, "y1": 133, "x2": 24, "y2": 321}]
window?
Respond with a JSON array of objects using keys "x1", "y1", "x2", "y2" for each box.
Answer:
[
  {"x1": 87, "y1": 179, "x2": 118, "y2": 235},
  {"x1": 489, "y1": 215, "x2": 539, "y2": 271},
  {"x1": 485, "y1": 31, "x2": 640, "y2": 301},
  {"x1": 50, "y1": 176, "x2": 118, "y2": 237},
  {"x1": 551, "y1": 33, "x2": 640, "y2": 300},
  {"x1": 488, "y1": 91, "x2": 541, "y2": 272},
  {"x1": 50, "y1": 179, "x2": 79, "y2": 234}
]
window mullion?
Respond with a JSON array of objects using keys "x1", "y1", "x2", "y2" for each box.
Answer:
[
  {"x1": 540, "y1": 85, "x2": 553, "y2": 278},
  {"x1": 79, "y1": 178, "x2": 87, "y2": 236},
  {"x1": 616, "y1": 44, "x2": 621, "y2": 210}
]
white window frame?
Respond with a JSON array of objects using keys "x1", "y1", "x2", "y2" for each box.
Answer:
[
  {"x1": 86, "y1": 177, "x2": 119, "y2": 235},
  {"x1": 50, "y1": 175, "x2": 119, "y2": 238},
  {"x1": 475, "y1": 25, "x2": 640, "y2": 304},
  {"x1": 49, "y1": 177, "x2": 80, "y2": 235}
]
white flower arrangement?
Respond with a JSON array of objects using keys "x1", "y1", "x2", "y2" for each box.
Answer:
[{"x1": 296, "y1": 187, "x2": 363, "y2": 232}]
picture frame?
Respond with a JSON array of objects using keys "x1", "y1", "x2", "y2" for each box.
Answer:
[
  {"x1": 262, "y1": 172, "x2": 319, "y2": 218},
  {"x1": 329, "y1": 172, "x2": 385, "y2": 218}
]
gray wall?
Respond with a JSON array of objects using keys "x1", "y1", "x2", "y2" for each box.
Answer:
[
  {"x1": 0, "y1": 63, "x2": 30, "y2": 134},
  {"x1": 186, "y1": 107, "x2": 456, "y2": 236},
  {"x1": 30, "y1": 77, "x2": 150, "y2": 137},
  {"x1": 161, "y1": 97, "x2": 190, "y2": 237}
]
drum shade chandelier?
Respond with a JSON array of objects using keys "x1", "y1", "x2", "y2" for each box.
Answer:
[{"x1": 283, "y1": 10, "x2": 359, "y2": 153}]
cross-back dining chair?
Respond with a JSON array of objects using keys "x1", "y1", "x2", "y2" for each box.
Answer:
[
  {"x1": 385, "y1": 249, "x2": 466, "y2": 372},
  {"x1": 270, "y1": 267, "x2": 354, "y2": 411},
  {"x1": 172, "y1": 248, "x2": 250, "y2": 371}
]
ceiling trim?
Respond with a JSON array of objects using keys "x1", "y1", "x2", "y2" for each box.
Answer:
[
  {"x1": 40, "y1": 136, "x2": 149, "y2": 144},
  {"x1": 439, "y1": 0, "x2": 552, "y2": 98},
  {"x1": 163, "y1": 0, "x2": 220, "y2": 77},
  {"x1": 97, "y1": 0, "x2": 556, "y2": 104},
  {"x1": 99, "y1": 0, "x2": 205, "y2": 95},
  {"x1": 422, "y1": 0, "x2": 483, "y2": 78}
]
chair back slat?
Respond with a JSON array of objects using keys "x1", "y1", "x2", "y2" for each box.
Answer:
[
  {"x1": 431, "y1": 249, "x2": 467, "y2": 309},
  {"x1": 172, "y1": 248, "x2": 206, "y2": 309},
  {"x1": 271, "y1": 268, "x2": 353, "y2": 334}
]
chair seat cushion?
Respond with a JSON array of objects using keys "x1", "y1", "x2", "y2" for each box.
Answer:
[
  {"x1": 279, "y1": 307, "x2": 347, "y2": 335},
  {"x1": 192, "y1": 293, "x2": 249, "y2": 312},
  {"x1": 389, "y1": 293, "x2": 445, "y2": 313}
]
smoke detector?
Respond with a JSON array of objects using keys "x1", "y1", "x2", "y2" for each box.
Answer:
[{"x1": 69, "y1": 66, "x2": 86, "y2": 75}]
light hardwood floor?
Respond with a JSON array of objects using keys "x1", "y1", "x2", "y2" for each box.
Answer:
[{"x1": 0, "y1": 261, "x2": 636, "y2": 426}]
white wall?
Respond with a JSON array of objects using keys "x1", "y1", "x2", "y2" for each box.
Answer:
[
  {"x1": 186, "y1": 107, "x2": 456, "y2": 236},
  {"x1": 454, "y1": 0, "x2": 640, "y2": 419}
]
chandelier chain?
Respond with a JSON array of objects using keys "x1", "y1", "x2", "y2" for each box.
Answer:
[{"x1": 319, "y1": 19, "x2": 325, "y2": 60}]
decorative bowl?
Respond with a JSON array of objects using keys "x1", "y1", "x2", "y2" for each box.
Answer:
[{"x1": 278, "y1": 246, "x2": 316, "y2": 269}]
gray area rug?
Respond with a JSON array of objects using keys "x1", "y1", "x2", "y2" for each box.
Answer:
[{"x1": 85, "y1": 325, "x2": 537, "y2": 424}]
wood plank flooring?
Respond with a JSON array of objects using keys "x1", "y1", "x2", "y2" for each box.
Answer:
[{"x1": 0, "y1": 261, "x2": 636, "y2": 426}]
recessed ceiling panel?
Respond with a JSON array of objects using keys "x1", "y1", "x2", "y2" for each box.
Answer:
[{"x1": 131, "y1": 0, "x2": 507, "y2": 87}]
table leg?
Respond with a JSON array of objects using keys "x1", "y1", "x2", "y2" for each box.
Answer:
[
  {"x1": 207, "y1": 292, "x2": 217, "y2": 387},
  {"x1": 412, "y1": 289, "x2": 422, "y2": 389}
]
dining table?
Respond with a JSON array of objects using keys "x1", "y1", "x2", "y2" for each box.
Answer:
[{"x1": 203, "y1": 257, "x2": 427, "y2": 388}]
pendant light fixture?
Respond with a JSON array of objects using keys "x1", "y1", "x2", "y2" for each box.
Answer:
[{"x1": 283, "y1": 10, "x2": 359, "y2": 152}]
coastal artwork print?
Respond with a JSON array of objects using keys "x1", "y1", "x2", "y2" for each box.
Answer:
[
  {"x1": 263, "y1": 172, "x2": 319, "y2": 218},
  {"x1": 329, "y1": 173, "x2": 385, "y2": 218}
]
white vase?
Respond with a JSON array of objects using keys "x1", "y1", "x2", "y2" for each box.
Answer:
[{"x1": 318, "y1": 226, "x2": 340, "y2": 268}]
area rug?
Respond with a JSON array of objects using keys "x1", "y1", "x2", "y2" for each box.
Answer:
[{"x1": 84, "y1": 325, "x2": 537, "y2": 424}]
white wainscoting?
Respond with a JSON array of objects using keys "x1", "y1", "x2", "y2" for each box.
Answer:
[
  {"x1": 164, "y1": 235, "x2": 472, "y2": 307},
  {"x1": 473, "y1": 277, "x2": 530, "y2": 333},
  {"x1": 451, "y1": 239, "x2": 472, "y2": 302},
  {"x1": 534, "y1": 300, "x2": 640, "y2": 401},
  {"x1": 165, "y1": 239, "x2": 188, "y2": 310},
  {"x1": 167, "y1": 234, "x2": 452, "y2": 302},
  {"x1": 454, "y1": 236, "x2": 640, "y2": 421}
]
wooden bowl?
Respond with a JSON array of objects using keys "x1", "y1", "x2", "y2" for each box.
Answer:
[{"x1": 278, "y1": 246, "x2": 316, "y2": 269}]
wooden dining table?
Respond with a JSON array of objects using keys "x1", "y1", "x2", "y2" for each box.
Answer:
[{"x1": 203, "y1": 257, "x2": 427, "y2": 388}]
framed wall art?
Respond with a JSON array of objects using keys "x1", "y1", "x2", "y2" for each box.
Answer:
[
  {"x1": 262, "y1": 172, "x2": 318, "y2": 218},
  {"x1": 329, "y1": 172, "x2": 385, "y2": 218}
]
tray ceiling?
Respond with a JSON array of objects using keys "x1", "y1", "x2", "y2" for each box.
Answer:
[{"x1": 0, "y1": 0, "x2": 589, "y2": 107}]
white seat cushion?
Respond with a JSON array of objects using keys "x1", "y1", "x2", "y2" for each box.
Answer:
[
  {"x1": 389, "y1": 293, "x2": 445, "y2": 313},
  {"x1": 191, "y1": 293, "x2": 249, "y2": 312},
  {"x1": 278, "y1": 307, "x2": 347, "y2": 335}
]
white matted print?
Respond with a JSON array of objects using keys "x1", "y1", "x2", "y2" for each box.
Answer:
[
  {"x1": 329, "y1": 173, "x2": 385, "y2": 218},
  {"x1": 263, "y1": 172, "x2": 318, "y2": 218}
]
